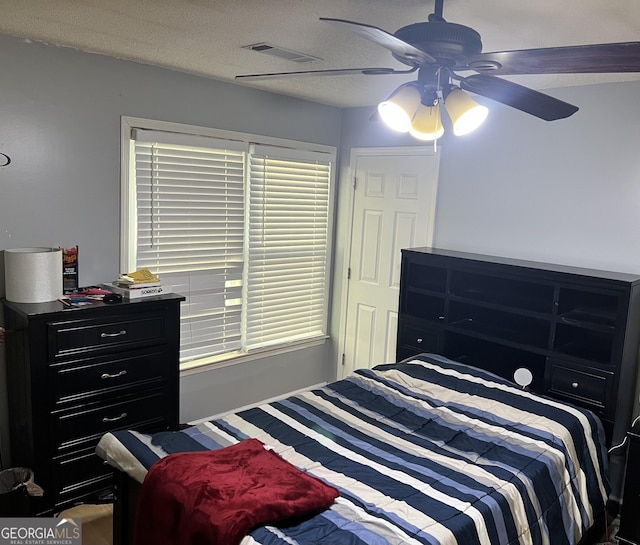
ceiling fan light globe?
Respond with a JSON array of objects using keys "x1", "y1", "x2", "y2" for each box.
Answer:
[
  {"x1": 378, "y1": 102, "x2": 412, "y2": 132},
  {"x1": 452, "y1": 105, "x2": 488, "y2": 135},
  {"x1": 445, "y1": 89, "x2": 489, "y2": 136},
  {"x1": 378, "y1": 84, "x2": 422, "y2": 132},
  {"x1": 409, "y1": 105, "x2": 444, "y2": 140}
]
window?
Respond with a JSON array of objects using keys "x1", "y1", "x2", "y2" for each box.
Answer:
[{"x1": 121, "y1": 118, "x2": 335, "y2": 370}]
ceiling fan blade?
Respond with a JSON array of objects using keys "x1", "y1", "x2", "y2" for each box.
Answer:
[
  {"x1": 465, "y1": 42, "x2": 640, "y2": 76},
  {"x1": 236, "y1": 66, "x2": 417, "y2": 81},
  {"x1": 459, "y1": 74, "x2": 579, "y2": 121},
  {"x1": 320, "y1": 17, "x2": 437, "y2": 66}
]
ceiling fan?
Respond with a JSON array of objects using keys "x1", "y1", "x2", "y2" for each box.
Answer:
[{"x1": 236, "y1": 0, "x2": 640, "y2": 140}]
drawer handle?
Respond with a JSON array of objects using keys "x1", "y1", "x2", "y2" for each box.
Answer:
[
  {"x1": 102, "y1": 412, "x2": 127, "y2": 423},
  {"x1": 101, "y1": 370, "x2": 128, "y2": 380},
  {"x1": 416, "y1": 338, "x2": 423, "y2": 344},
  {"x1": 100, "y1": 330, "x2": 127, "y2": 338},
  {"x1": 571, "y1": 382, "x2": 579, "y2": 389}
]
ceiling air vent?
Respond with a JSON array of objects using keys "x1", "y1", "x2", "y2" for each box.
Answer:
[{"x1": 242, "y1": 43, "x2": 320, "y2": 63}]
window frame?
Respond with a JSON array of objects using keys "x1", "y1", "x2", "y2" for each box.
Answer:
[{"x1": 120, "y1": 116, "x2": 336, "y2": 373}]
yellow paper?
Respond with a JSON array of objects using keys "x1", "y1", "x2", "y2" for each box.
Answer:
[{"x1": 120, "y1": 268, "x2": 160, "y2": 284}]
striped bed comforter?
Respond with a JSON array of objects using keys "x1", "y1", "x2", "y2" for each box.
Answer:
[{"x1": 96, "y1": 354, "x2": 609, "y2": 545}]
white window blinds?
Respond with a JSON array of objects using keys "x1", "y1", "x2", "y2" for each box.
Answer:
[
  {"x1": 132, "y1": 129, "x2": 247, "y2": 363},
  {"x1": 128, "y1": 127, "x2": 334, "y2": 368},
  {"x1": 247, "y1": 145, "x2": 332, "y2": 350}
]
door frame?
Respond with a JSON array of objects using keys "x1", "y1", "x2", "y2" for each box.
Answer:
[{"x1": 335, "y1": 146, "x2": 440, "y2": 379}]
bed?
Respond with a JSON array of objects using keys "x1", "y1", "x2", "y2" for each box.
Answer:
[{"x1": 96, "y1": 353, "x2": 610, "y2": 545}]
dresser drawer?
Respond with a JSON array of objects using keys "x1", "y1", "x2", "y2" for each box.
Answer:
[
  {"x1": 52, "y1": 391, "x2": 170, "y2": 453},
  {"x1": 52, "y1": 447, "x2": 113, "y2": 506},
  {"x1": 50, "y1": 348, "x2": 169, "y2": 405},
  {"x1": 51, "y1": 414, "x2": 172, "y2": 507},
  {"x1": 546, "y1": 358, "x2": 614, "y2": 413},
  {"x1": 48, "y1": 314, "x2": 166, "y2": 358}
]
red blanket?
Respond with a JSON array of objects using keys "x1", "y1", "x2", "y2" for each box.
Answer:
[{"x1": 133, "y1": 438, "x2": 339, "y2": 545}]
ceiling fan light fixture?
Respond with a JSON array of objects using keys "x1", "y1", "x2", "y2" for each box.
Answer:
[
  {"x1": 445, "y1": 88, "x2": 489, "y2": 136},
  {"x1": 377, "y1": 84, "x2": 422, "y2": 132},
  {"x1": 409, "y1": 104, "x2": 444, "y2": 141}
]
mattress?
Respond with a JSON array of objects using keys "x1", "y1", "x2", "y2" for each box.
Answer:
[{"x1": 96, "y1": 353, "x2": 609, "y2": 545}]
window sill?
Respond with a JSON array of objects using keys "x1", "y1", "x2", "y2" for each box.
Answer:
[{"x1": 179, "y1": 335, "x2": 329, "y2": 377}]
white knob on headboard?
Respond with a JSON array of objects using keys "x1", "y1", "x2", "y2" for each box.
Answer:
[{"x1": 514, "y1": 368, "x2": 533, "y2": 390}]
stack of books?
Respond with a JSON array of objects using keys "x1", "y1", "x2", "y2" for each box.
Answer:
[{"x1": 103, "y1": 269, "x2": 170, "y2": 299}]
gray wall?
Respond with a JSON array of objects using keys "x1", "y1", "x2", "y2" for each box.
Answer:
[
  {"x1": 435, "y1": 81, "x2": 640, "y2": 273},
  {"x1": 339, "y1": 81, "x2": 640, "y2": 274},
  {"x1": 0, "y1": 34, "x2": 342, "y2": 463}
]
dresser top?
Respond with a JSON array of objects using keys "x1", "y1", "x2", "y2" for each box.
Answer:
[{"x1": 1, "y1": 292, "x2": 185, "y2": 317}]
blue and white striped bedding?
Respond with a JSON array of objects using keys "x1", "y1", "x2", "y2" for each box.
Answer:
[{"x1": 96, "y1": 354, "x2": 609, "y2": 545}]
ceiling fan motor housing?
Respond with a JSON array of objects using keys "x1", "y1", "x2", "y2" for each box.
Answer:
[{"x1": 394, "y1": 22, "x2": 482, "y2": 66}]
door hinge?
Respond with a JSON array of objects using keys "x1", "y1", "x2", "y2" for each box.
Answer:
[
  {"x1": 353, "y1": 176, "x2": 357, "y2": 189},
  {"x1": 347, "y1": 267, "x2": 351, "y2": 280},
  {"x1": 341, "y1": 353, "x2": 346, "y2": 366}
]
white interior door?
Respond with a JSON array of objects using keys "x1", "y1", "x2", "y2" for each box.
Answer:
[{"x1": 341, "y1": 148, "x2": 439, "y2": 377}]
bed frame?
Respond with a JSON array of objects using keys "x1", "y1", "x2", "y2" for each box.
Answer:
[{"x1": 113, "y1": 469, "x2": 141, "y2": 545}]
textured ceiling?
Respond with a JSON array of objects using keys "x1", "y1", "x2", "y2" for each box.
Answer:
[{"x1": 1, "y1": 0, "x2": 639, "y2": 108}]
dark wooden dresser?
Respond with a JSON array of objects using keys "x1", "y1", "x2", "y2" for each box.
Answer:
[
  {"x1": 397, "y1": 247, "x2": 640, "y2": 506},
  {"x1": 1, "y1": 293, "x2": 184, "y2": 514}
]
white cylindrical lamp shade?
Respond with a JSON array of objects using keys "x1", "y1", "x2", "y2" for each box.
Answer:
[
  {"x1": 4, "y1": 247, "x2": 63, "y2": 303},
  {"x1": 378, "y1": 84, "x2": 422, "y2": 133},
  {"x1": 410, "y1": 105, "x2": 444, "y2": 141},
  {"x1": 445, "y1": 89, "x2": 489, "y2": 136}
]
